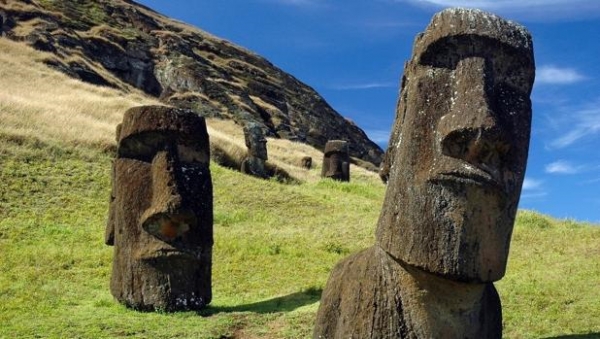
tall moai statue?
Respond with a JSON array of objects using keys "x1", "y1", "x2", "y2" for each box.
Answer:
[
  {"x1": 105, "y1": 105, "x2": 213, "y2": 311},
  {"x1": 321, "y1": 140, "x2": 350, "y2": 182},
  {"x1": 314, "y1": 8, "x2": 535, "y2": 338},
  {"x1": 241, "y1": 122, "x2": 269, "y2": 178}
]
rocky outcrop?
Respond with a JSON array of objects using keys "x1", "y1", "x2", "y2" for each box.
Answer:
[{"x1": 0, "y1": 0, "x2": 383, "y2": 166}]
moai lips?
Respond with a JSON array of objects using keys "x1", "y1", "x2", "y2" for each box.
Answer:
[
  {"x1": 314, "y1": 8, "x2": 534, "y2": 338},
  {"x1": 106, "y1": 105, "x2": 213, "y2": 311}
]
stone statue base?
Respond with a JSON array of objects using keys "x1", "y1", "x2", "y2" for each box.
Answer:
[{"x1": 314, "y1": 246, "x2": 502, "y2": 339}]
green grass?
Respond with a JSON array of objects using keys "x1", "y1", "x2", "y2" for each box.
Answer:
[{"x1": 1, "y1": 138, "x2": 599, "y2": 338}]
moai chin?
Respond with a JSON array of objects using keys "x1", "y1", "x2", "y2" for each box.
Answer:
[
  {"x1": 241, "y1": 122, "x2": 269, "y2": 178},
  {"x1": 321, "y1": 140, "x2": 350, "y2": 182},
  {"x1": 105, "y1": 105, "x2": 213, "y2": 312},
  {"x1": 314, "y1": 8, "x2": 534, "y2": 338}
]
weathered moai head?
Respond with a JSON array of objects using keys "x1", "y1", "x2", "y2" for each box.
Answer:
[
  {"x1": 321, "y1": 140, "x2": 350, "y2": 182},
  {"x1": 105, "y1": 105, "x2": 213, "y2": 311},
  {"x1": 376, "y1": 8, "x2": 535, "y2": 283},
  {"x1": 300, "y1": 156, "x2": 313, "y2": 169},
  {"x1": 241, "y1": 122, "x2": 269, "y2": 178},
  {"x1": 244, "y1": 123, "x2": 268, "y2": 160}
]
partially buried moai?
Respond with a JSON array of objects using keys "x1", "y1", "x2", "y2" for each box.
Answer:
[
  {"x1": 321, "y1": 140, "x2": 350, "y2": 182},
  {"x1": 105, "y1": 105, "x2": 213, "y2": 311},
  {"x1": 314, "y1": 8, "x2": 534, "y2": 338},
  {"x1": 241, "y1": 122, "x2": 269, "y2": 178}
]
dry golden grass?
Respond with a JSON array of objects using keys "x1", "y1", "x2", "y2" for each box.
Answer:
[
  {"x1": 0, "y1": 38, "x2": 380, "y2": 184},
  {"x1": 0, "y1": 38, "x2": 158, "y2": 150},
  {"x1": 206, "y1": 118, "x2": 381, "y2": 184}
]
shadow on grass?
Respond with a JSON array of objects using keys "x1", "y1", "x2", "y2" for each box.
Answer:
[
  {"x1": 198, "y1": 288, "x2": 322, "y2": 316},
  {"x1": 542, "y1": 334, "x2": 600, "y2": 339}
]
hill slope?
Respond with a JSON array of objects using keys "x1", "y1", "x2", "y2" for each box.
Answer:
[
  {"x1": 1, "y1": 37, "x2": 600, "y2": 338},
  {"x1": 0, "y1": 0, "x2": 383, "y2": 166}
]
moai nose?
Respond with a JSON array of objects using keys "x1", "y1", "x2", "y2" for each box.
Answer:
[
  {"x1": 437, "y1": 57, "x2": 511, "y2": 171},
  {"x1": 140, "y1": 147, "x2": 197, "y2": 242}
]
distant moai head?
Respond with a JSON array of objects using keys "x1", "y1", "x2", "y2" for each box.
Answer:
[
  {"x1": 321, "y1": 140, "x2": 350, "y2": 182},
  {"x1": 105, "y1": 105, "x2": 213, "y2": 311},
  {"x1": 244, "y1": 123, "x2": 268, "y2": 160},
  {"x1": 376, "y1": 9, "x2": 535, "y2": 283},
  {"x1": 300, "y1": 156, "x2": 313, "y2": 169}
]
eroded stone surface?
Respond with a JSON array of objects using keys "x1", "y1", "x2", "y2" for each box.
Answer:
[
  {"x1": 106, "y1": 105, "x2": 213, "y2": 311},
  {"x1": 314, "y1": 246, "x2": 501, "y2": 339},
  {"x1": 321, "y1": 140, "x2": 350, "y2": 182},
  {"x1": 315, "y1": 8, "x2": 534, "y2": 338}
]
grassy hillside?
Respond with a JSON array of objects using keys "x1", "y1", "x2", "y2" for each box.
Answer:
[{"x1": 1, "y1": 40, "x2": 600, "y2": 339}]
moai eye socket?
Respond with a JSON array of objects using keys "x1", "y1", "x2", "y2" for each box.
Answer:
[
  {"x1": 118, "y1": 132, "x2": 209, "y2": 165},
  {"x1": 177, "y1": 144, "x2": 209, "y2": 164},
  {"x1": 118, "y1": 132, "x2": 172, "y2": 162}
]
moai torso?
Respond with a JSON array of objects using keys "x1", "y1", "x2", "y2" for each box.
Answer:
[
  {"x1": 314, "y1": 8, "x2": 535, "y2": 338},
  {"x1": 321, "y1": 140, "x2": 350, "y2": 182},
  {"x1": 106, "y1": 105, "x2": 213, "y2": 311}
]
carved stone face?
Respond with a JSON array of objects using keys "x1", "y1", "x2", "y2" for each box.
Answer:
[
  {"x1": 376, "y1": 9, "x2": 535, "y2": 283},
  {"x1": 321, "y1": 140, "x2": 350, "y2": 182},
  {"x1": 106, "y1": 106, "x2": 213, "y2": 311},
  {"x1": 244, "y1": 123, "x2": 268, "y2": 160}
]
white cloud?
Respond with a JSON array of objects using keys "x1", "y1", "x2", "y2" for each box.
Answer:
[
  {"x1": 330, "y1": 82, "x2": 397, "y2": 90},
  {"x1": 550, "y1": 104, "x2": 600, "y2": 149},
  {"x1": 520, "y1": 178, "x2": 547, "y2": 200},
  {"x1": 363, "y1": 20, "x2": 418, "y2": 29},
  {"x1": 365, "y1": 129, "x2": 391, "y2": 144},
  {"x1": 522, "y1": 178, "x2": 543, "y2": 190},
  {"x1": 409, "y1": 0, "x2": 594, "y2": 10},
  {"x1": 264, "y1": 0, "x2": 326, "y2": 7},
  {"x1": 545, "y1": 160, "x2": 581, "y2": 174},
  {"x1": 403, "y1": 0, "x2": 600, "y2": 21},
  {"x1": 536, "y1": 66, "x2": 586, "y2": 85}
]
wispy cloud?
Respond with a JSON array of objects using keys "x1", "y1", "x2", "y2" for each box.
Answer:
[
  {"x1": 363, "y1": 20, "x2": 419, "y2": 29},
  {"x1": 520, "y1": 178, "x2": 547, "y2": 200},
  {"x1": 545, "y1": 160, "x2": 582, "y2": 174},
  {"x1": 536, "y1": 66, "x2": 586, "y2": 85},
  {"x1": 401, "y1": 0, "x2": 600, "y2": 21},
  {"x1": 549, "y1": 103, "x2": 600, "y2": 149},
  {"x1": 522, "y1": 178, "x2": 543, "y2": 191},
  {"x1": 366, "y1": 129, "x2": 391, "y2": 144},
  {"x1": 263, "y1": 0, "x2": 327, "y2": 8},
  {"x1": 330, "y1": 82, "x2": 397, "y2": 90},
  {"x1": 407, "y1": 0, "x2": 596, "y2": 10}
]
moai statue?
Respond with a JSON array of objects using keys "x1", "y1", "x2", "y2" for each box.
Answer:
[
  {"x1": 241, "y1": 122, "x2": 269, "y2": 178},
  {"x1": 321, "y1": 140, "x2": 350, "y2": 182},
  {"x1": 300, "y1": 156, "x2": 313, "y2": 169},
  {"x1": 105, "y1": 105, "x2": 213, "y2": 311},
  {"x1": 314, "y1": 8, "x2": 534, "y2": 338}
]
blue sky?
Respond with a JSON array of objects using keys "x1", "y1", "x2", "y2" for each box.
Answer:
[{"x1": 136, "y1": 0, "x2": 600, "y2": 223}]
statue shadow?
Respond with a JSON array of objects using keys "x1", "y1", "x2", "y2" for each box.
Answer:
[
  {"x1": 542, "y1": 334, "x2": 600, "y2": 339},
  {"x1": 198, "y1": 288, "x2": 322, "y2": 316}
]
